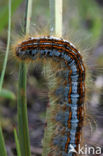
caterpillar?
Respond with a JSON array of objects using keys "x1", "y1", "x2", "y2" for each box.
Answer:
[{"x1": 14, "y1": 36, "x2": 85, "y2": 156}]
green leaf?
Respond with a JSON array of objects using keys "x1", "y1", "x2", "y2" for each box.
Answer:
[
  {"x1": 0, "y1": 0, "x2": 11, "y2": 92},
  {"x1": 14, "y1": 128, "x2": 21, "y2": 156},
  {"x1": 0, "y1": 127, "x2": 8, "y2": 156},
  {"x1": 17, "y1": 63, "x2": 31, "y2": 156},
  {"x1": 0, "y1": 88, "x2": 16, "y2": 100}
]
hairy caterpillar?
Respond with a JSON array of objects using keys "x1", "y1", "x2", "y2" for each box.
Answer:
[{"x1": 14, "y1": 36, "x2": 85, "y2": 156}]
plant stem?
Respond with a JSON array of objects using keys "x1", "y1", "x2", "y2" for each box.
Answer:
[
  {"x1": 26, "y1": 0, "x2": 33, "y2": 34},
  {"x1": 0, "y1": 127, "x2": 7, "y2": 156},
  {"x1": 18, "y1": 63, "x2": 31, "y2": 156},
  {"x1": 49, "y1": 0, "x2": 62, "y2": 36},
  {"x1": 17, "y1": 0, "x2": 32, "y2": 156},
  {"x1": 14, "y1": 128, "x2": 21, "y2": 156},
  {"x1": 0, "y1": 0, "x2": 11, "y2": 91},
  {"x1": 42, "y1": 1, "x2": 63, "y2": 156}
]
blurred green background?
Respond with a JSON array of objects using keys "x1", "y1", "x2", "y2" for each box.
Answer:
[{"x1": 0, "y1": 0, "x2": 103, "y2": 155}]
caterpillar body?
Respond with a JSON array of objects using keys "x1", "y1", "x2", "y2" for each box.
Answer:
[{"x1": 15, "y1": 36, "x2": 85, "y2": 156}]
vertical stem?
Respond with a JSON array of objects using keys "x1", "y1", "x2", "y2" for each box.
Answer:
[
  {"x1": 26, "y1": 0, "x2": 33, "y2": 34},
  {"x1": 0, "y1": 127, "x2": 7, "y2": 156},
  {"x1": 42, "y1": 1, "x2": 63, "y2": 156},
  {"x1": 0, "y1": 0, "x2": 11, "y2": 91},
  {"x1": 49, "y1": 0, "x2": 62, "y2": 36},
  {"x1": 14, "y1": 128, "x2": 21, "y2": 156},
  {"x1": 18, "y1": 63, "x2": 31, "y2": 156},
  {"x1": 17, "y1": 0, "x2": 32, "y2": 156}
]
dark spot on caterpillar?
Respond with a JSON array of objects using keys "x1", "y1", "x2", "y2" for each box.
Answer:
[{"x1": 29, "y1": 50, "x2": 32, "y2": 55}]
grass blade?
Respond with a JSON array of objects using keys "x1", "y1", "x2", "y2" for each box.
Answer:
[
  {"x1": 42, "y1": 1, "x2": 63, "y2": 156},
  {"x1": 17, "y1": 63, "x2": 31, "y2": 156},
  {"x1": 0, "y1": 127, "x2": 8, "y2": 156},
  {"x1": 14, "y1": 128, "x2": 21, "y2": 156},
  {"x1": 17, "y1": 0, "x2": 33, "y2": 155},
  {"x1": 25, "y1": 0, "x2": 33, "y2": 34},
  {"x1": 49, "y1": 0, "x2": 62, "y2": 36},
  {"x1": 0, "y1": 0, "x2": 11, "y2": 91}
]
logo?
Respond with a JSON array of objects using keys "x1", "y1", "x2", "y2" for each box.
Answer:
[
  {"x1": 69, "y1": 144, "x2": 77, "y2": 153},
  {"x1": 68, "y1": 144, "x2": 102, "y2": 155}
]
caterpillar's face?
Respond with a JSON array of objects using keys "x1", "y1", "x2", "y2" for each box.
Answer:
[
  {"x1": 16, "y1": 46, "x2": 25, "y2": 59},
  {"x1": 15, "y1": 41, "x2": 36, "y2": 61}
]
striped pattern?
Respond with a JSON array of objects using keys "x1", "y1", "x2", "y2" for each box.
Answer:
[{"x1": 15, "y1": 36, "x2": 85, "y2": 156}]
